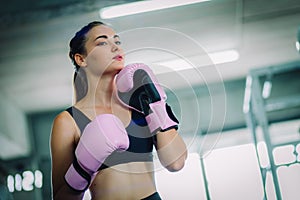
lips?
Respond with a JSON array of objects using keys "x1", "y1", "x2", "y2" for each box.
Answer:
[{"x1": 113, "y1": 55, "x2": 123, "y2": 61}]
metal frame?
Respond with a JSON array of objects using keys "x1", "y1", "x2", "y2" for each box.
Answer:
[{"x1": 243, "y1": 62, "x2": 300, "y2": 200}]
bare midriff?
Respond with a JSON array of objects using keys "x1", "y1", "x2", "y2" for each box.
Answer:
[{"x1": 89, "y1": 162, "x2": 157, "y2": 200}]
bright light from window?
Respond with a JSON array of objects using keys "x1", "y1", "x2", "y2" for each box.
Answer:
[
  {"x1": 257, "y1": 141, "x2": 270, "y2": 168},
  {"x1": 297, "y1": 144, "x2": 300, "y2": 161},
  {"x1": 35, "y1": 170, "x2": 43, "y2": 188},
  {"x1": 262, "y1": 80, "x2": 272, "y2": 99},
  {"x1": 100, "y1": 0, "x2": 210, "y2": 19},
  {"x1": 155, "y1": 153, "x2": 207, "y2": 199},
  {"x1": 22, "y1": 171, "x2": 34, "y2": 191},
  {"x1": 7, "y1": 170, "x2": 43, "y2": 192},
  {"x1": 83, "y1": 189, "x2": 92, "y2": 200},
  {"x1": 243, "y1": 76, "x2": 252, "y2": 114},
  {"x1": 7, "y1": 175, "x2": 14, "y2": 192},
  {"x1": 15, "y1": 174, "x2": 22, "y2": 191},
  {"x1": 273, "y1": 145, "x2": 297, "y2": 165}
]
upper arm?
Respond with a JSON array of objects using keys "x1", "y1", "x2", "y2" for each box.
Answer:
[{"x1": 50, "y1": 111, "x2": 82, "y2": 199}]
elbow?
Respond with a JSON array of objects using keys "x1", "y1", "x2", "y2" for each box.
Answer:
[
  {"x1": 165, "y1": 160, "x2": 185, "y2": 172},
  {"x1": 165, "y1": 153, "x2": 187, "y2": 172}
]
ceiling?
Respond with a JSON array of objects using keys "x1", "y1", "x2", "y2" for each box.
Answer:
[
  {"x1": 0, "y1": 0, "x2": 299, "y2": 113},
  {"x1": 0, "y1": 0, "x2": 300, "y2": 160}
]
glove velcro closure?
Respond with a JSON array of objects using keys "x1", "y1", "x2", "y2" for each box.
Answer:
[{"x1": 145, "y1": 101, "x2": 179, "y2": 133}]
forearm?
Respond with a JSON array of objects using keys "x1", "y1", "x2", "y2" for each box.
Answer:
[
  {"x1": 155, "y1": 129, "x2": 187, "y2": 172},
  {"x1": 115, "y1": 63, "x2": 187, "y2": 170}
]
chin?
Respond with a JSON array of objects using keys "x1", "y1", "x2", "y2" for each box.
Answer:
[
  {"x1": 114, "y1": 61, "x2": 125, "y2": 69},
  {"x1": 107, "y1": 63, "x2": 124, "y2": 74}
]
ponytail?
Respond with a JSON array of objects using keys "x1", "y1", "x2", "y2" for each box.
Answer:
[
  {"x1": 73, "y1": 67, "x2": 88, "y2": 103},
  {"x1": 69, "y1": 21, "x2": 106, "y2": 103}
]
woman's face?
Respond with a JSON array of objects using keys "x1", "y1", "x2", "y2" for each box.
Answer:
[{"x1": 84, "y1": 25, "x2": 124, "y2": 76}]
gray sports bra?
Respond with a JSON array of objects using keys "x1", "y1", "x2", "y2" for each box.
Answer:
[{"x1": 66, "y1": 106, "x2": 156, "y2": 170}]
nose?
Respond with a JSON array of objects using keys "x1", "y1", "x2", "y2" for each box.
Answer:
[
  {"x1": 112, "y1": 44, "x2": 118, "y2": 52},
  {"x1": 111, "y1": 41, "x2": 119, "y2": 52}
]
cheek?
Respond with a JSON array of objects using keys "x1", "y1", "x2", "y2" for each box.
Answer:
[{"x1": 86, "y1": 49, "x2": 111, "y2": 69}]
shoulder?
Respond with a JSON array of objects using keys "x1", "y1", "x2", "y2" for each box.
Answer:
[
  {"x1": 53, "y1": 111, "x2": 75, "y2": 131},
  {"x1": 51, "y1": 110, "x2": 79, "y2": 144}
]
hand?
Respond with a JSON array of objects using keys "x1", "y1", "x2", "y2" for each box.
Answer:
[
  {"x1": 64, "y1": 114, "x2": 129, "y2": 192},
  {"x1": 116, "y1": 63, "x2": 179, "y2": 133}
]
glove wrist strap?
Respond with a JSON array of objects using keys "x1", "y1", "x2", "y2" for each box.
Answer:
[
  {"x1": 64, "y1": 160, "x2": 92, "y2": 192},
  {"x1": 145, "y1": 101, "x2": 179, "y2": 133}
]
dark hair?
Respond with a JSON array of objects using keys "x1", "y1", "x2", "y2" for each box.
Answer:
[{"x1": 69, "y1": 21, "x2": 106, "y2": 102}]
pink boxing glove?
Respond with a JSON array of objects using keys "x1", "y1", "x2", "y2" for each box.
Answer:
[
  {"x1": 65, "y1": 114, "x2": 129, "y2": 192},
  {"x1": 116, "y1": 63, "x2": 179, "y2": 133}
]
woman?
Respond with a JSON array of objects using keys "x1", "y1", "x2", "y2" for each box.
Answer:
[{"x1": 50, "y1": 21, "x2": 187, "y2": 200}]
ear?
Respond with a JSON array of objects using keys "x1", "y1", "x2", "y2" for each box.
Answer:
[{"x1": 74, "y1": 53, "x2": 87, "y2": 68}]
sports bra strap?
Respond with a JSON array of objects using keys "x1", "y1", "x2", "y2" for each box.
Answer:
[{"x1": 66, "y1": 107, "x2": 91, "y2": 135}]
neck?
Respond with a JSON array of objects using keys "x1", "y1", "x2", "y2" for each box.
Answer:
[{"x1": 85, "y1": 72, "x2": 118, "y2": 108}]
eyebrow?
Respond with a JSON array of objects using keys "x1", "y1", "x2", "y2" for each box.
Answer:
[{"x1": 94, "y1": 34, "x2": 120, "y2": 41}]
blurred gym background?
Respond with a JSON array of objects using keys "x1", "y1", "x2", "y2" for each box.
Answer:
[{"x1": 0, "y1": 0, "x2": 300, "y2": 199}]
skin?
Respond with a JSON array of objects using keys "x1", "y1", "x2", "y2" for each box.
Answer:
[{"x1": 50, "y1": 25, "x2": 187, "y2": 200}]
